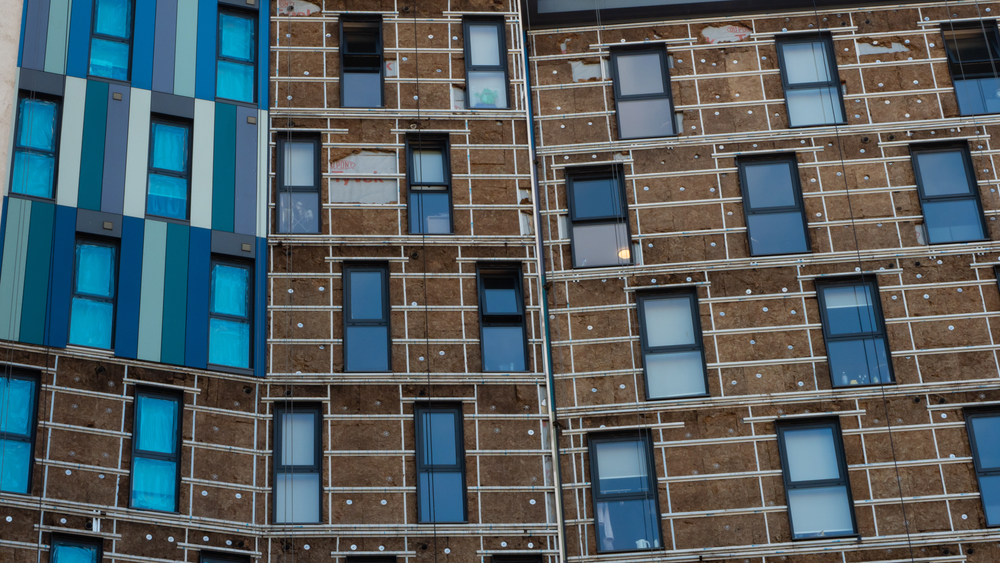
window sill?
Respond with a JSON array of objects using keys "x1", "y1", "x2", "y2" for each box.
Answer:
[
  {"x1": 8, "y1": 193, "x2": 56, "y2": 204},
  {"x1": 208, "y1": 363, "x2": 256, "y2": 377},
  {"x1": 144, "y1": 214, "x2": 191, "y2": 226},
  {"x1": 64, "y1": 344, "x2": 115, "y2": 357},
  {"x1": 829, "y1": 381, "x2": 895, "y2": 390},
  {"x1": 645, "y1": 392, "x2": 710, "y2": 402},
  {"x1": 215, "y1": 97, "x2": 259, "y2": 110}
]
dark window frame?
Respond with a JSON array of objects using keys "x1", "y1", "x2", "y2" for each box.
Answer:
[
  {"x1": 276, "y1": 135, "x2": 322, "y2": 234},
  {"x1": 51, "y1": 534, "x2": 104, "y2": 563},
  {"x1": 462, "y1": 17, "x2": 511, "y2": 110},
  {"x1": 610, "y1": 46, "x2": 676, "y2": 140},
  {"x1": 201, "y1": 552, "x2": 251, "y2": 563},
  {"x1": 587, "y1": 430, "x2": 662, "y2": 554},
  {"x1": 476, "y1": 264, "x2": 529, "y2": 373},
  {"x1": 88, "y1": 0, "x2": 135, "y2": 82},
  {"x1": 340, "y1": 15, "x2": 384, "y2": 109},
  {"x1": 146, "y1": 115, "x2": 194, "y2": 222},
  {"x1": 215, "y1": 7, "x2": 258, "y2": 104},
  {"x1": 775, "y1": 34, "x2": 846, "y2": 128},
  {"x1": 207, "y1": 257, "x2": 254, "y2": 372},
  {"x1": 405, "y1": 135, "x2": 454, "y2": 235},
  {"x1": 414, "y1": 403, "x2": 468, "y2": 523},
  {"x1": 636, "y1": 289, "x2": 709, "y2": 400},
  {"x1": 492, "y1": 557, "x2": 543, "y2": 563},
  {"x1": 964, "y1": 407, "x2": 1000, "y2": 527},
  {"x1": 346, "y1": 557, "x2": 398, "y2": 563},
  {"x1": 815, "y1": 276, "x2": 895, "y2": 388},
  {"x1": 130, "y1": 387, "x2": 183, "y2": 513},
  {"x1": 0, "y1": 369, "x2": 39, "y2": 495},
  {"x1": 910, "y1": 143, "x2": 988, "y2": 244},
  {"x1": 942, "y1": 22, "x2": 1000, "y2": 116},
  {"x1": 9, "y1": 91, "x2": 62, "y2": 202},
  {"x1": 736, "y1": 154, "x2": 812, "y2": 257},
  {"x1": 68, "y1": 236, "x2": 120, "y2": 349},
  {"x1": 566, "y1": 166, "x2": 632, "y2": 269},
  {"x1": 272, "y1": 403, "x2": 323, "y2": 524},
  {"x1": 343, "y1": 262, "x2": 391, "y2": 372},
  {"x1": 776, "y1": 418, "x2": 858, "y2": 540}
]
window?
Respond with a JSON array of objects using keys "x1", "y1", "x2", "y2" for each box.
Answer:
[
  {"x1": 816, "y1": 278, "x2": 893, "y2": 388},
  {"x1": 217, "y1": 10, "x2": 256, "y2": 103},
  {"x1": 477, "y1": 266, "x2": 527, "y2": 372},
  {"x1": 147, "y1": 119, "x2": 192, "y2": 220},
  {"x1": 406, "y1": 138, "x2": 452, "y2": 234},
  {"x1": 273, "y1": 405, "x2": 321, "y2": 524},
  {"x1": 343, "y1": 263, "x2": 390, "y2": 372},
  {"x1": 911, "y1": 145, "x2": 986, "y2": 244},
  {"x1": 588, "y1": 432, "x2": 660, "y2": 552},
  {"x1": 277, "y1": 137, "x2": 321, "y2": 233},
  {"x1": 777, "y1": 420, "x2": 856, "y2": 539},
  {"x1": 966, "y1": 409, "x2": 1000, "y2": 526},
  {"x1": 0, "y1": 372, "x2": 38, "y2": 494},
  {"x1": 131, "y1": 389, "x2": 181, "y2": 512},
  {"x1": 611, "y1": 48, "x2": 675, "y2": 139},
  {"x1": 637, "y1": 290, "x2": 708, "y2": 399},
  {"x1": 776, "y1": 36, "x2": 844, "y2": 127},
  {"x1": 463, "y1": 19, "x2": 508, "y2": 109},
  {"x1": 341, "y1": 17, "x2": 383, "y2": 108},
  {"x1": 10, "y1": 94, "x2": 60, "y2": 199},
  {"x1": 69, "y1": 240, "x2": 117, "y2": 349},
  {"x1": 209, "y1": 260, "x2": 252, "y2": 369},
  {"x1": 89, "y1": 0, "x2": 133, "y2": 80},
  {"x1": 737, "y1": 156, "x2": 810, "y2": 256},
  {"x1": 51, "y1": 535, "x2": 102, "y2": 563},
  {"x1": 415, "y1": 404, "x2": 466, "y2": 523},
  {"x1": 566, "y1": 168, "x2": 631, "y2": 268},
  {"x1": 943, "y1": 24, "x2": 1000, "y2": 115}
]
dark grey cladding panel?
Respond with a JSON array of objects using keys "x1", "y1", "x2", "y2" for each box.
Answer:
[
  {"x1": 150, "y1": 91, "x2": 196, "y2": 119},
  {"x1": 211, "y1": 230, "x2": 257, "y2": 258},
  {"x1": 18, "y1": 69, "x2": 65, "y2": 97},
  {"x1": 77, "y1": 209, "x2": 123, "y2": 238}
]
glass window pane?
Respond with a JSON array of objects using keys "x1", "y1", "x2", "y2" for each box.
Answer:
[
  {"x1": 281, "y1": 412, "x2": 315, "y2": 466},
  {"x1": 947, "y1": 32, "x2": 995, "y2": 63},
  {"x1": 787, "y1": 486, "x2": 854, "y2": 538},
  {"x1": 219, "y1": 14, "x2": 254, "y2": 61},
  {"x1": 616, "y1": 52, "x2": 665, "y2": 96},
  {"x1": 11, "y1": 152, "x2": 55, "y2": 198},
  {"x1": 151, "y1": 123, "x2": 189, "y2": 173},
  {"x1": 211, "y1": 265, "x2": 249, "y2": 317},
  {"x1": 420, "y1": 411, "x2": 458, "y2": 466},
  {"x1": 418, "y1": 471, "x2": 464, "y2": 522},
  {"x1": 209, "y1": 318, "x2": 251, "y2": 368},
  {"x1": 410, "y1": 191, "x2": 451, "y2": 234},
  {"x1": 644, "y1": 350, "x2": 706, "y2": 399},
  {"x1": 469, "y1": 24, "x2": 501, "y2": 67},
  {"x1": 278, "y1": 192, "x2": 320, "y2": 234},
  {"x1": 411, "y1": 150, "x2": 445, "y2": 184},
  {"x1": 0, "y1": 378, "x2": 35, "y2": 435},
  {"x1": 923, "y1": 199, "x2": 985, "y2": 243},
  {"x1": 572, "y1": 223, "x2": 631, "y2": 268},
  {"x1": 283, "y1": 142, "x2": 315, "y2": 186},
  {"x1": 76, "y1": 243, "x2": 115, "y2": 298},
  {"x1": 828, "y1": 337, "x2": 891, "y2": 386},
  {"x1": 345, "y1": 325, "x2": 389, "y2": 372},
  {"x1": 970, "y1": 415, "x2": 1000, "y2": 470},
  {"x1": 344, "y1": 27, "x2": 379, "y2": 54},
  {"x1": 94, "y1": 0, "x2": 132, "y2": 38},
  {"x1": 617, "y1": 98, "x2": 674, "y2": 139},
  {"x1": 783, "y1": 427, "x2": 840, "y2": 482},
  {"x1": 274, "y1": 472, "x2": 320, "y2": 523},
  {"x1": 596, "y1": 498, "x2": 660, "y2": 552},
  {"x1": 348, "y1": 271, "x2": 384, "y2": 320},
  {"x1": 747, "y1": 212, "x2": 809, "y2": 256},
  {"x1": 217, "y1": 60, "x2": 254, "y2": 103},
  {"x1": 52, "y1": 543, "x2": 98, "y2": 563},
  {"x1": 0, "y1": 439, "x2": 31, "y2": 493},
  {"x1": 17, "y1": 99, "x2": 57, "y2": 151},
  {"x1": 954, "y1": 77, "x2": 1000, "y2": 116},
  {"x1": 643, "y1": 297, "x2": 695, "y2": 347},
  {"x1": 136, "y1": 395, "x2": 178, "y2": 454},
  {"x1": 786, "y1": 86, "x2": 843, "y2": 127},
  {"x1": 343, "y1": 71, "x2": 382, "y2": 108},
  {"x1": 594, "y1": 439, "x2": 649, "y2": 493},
  {"x1": 467, "y1": 71, "x2": 508, "y2": 109},
  {"x1": 822, "y1": 284, "x2": 875, "y2": 335},
  {"x1": 981, "y1": 474, "x2": 1000, "y2": 527},
  {"x1": 782, "y1": 41, "x2": 831, "y2": 84},
  {"x1": 147, "y1": 174, "x2": 188, "y2": 219},
  {"x1": 131, "y1": 457, "x2": 177, "y2": 511},
  {"x1": 572, "y1": 178, "x2": 621, "y2": 220},
  {"x1": 915, "y1": 151, "x2": 973, "y2": 196},
  {"x1": 69, "y1": 297, "x2": 114, "y2": 349},
  {"x1": 89, "y1": 37, "x2": 129, "y2": 80},
  {"x1": 482, "y1": 276, "x2": 519, "y2": 314},
  {"x1": 482, "y1": 326, "x2": 526, "y2": 372},
  {"x1": 743, "y1": 162, "x2": 796, "y2": 209}
]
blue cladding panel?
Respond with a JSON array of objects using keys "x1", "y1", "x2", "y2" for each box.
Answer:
[
  {"x1": 19, "y1": 201, "x2": 55, "y2": 345},
  {"x1": 46, "y1": 205, "x2": 75, "y2": 349},
  {"x1": 79, "y1": 80, "x2": 109, "y2": 211},
  {"x1": 160, "y1": 222, "x2": 189, "y2": 365},
  {"x1": 21, "y1": 0, "x2": 50, "y2": 71},
  {"x1": 152, "y1": 0, "x2": 177, "y2": 93},
  {"x1": 195, "y1": 0, "x2": 216, "y2": 100},
  {"x1": 101, "y1": 83, "x2": 130, "y2": 215},
  {"x1": 184, "y1": 226, "x2": 210, "y2": 368},
  {"x1": 18, "y1": 0, "x2": 27, "y2": 65},
  {"x1": 0, "y1": 198, "x2": 7, "y2": 283},
  {"x1": 212, "y1": 103, "x2": 236, "y2": 232},
  {"x1": 233, "y1": 105, "x2": 256, "y2": 235},
  {"x1": 254, "y1": 237, "x2": 264, "y2": 377},
  {"x1": 114, "y1": 215, "x2": 144, "y2": 358},
  {"x1": 258, "y1": 2, "x2": 267, "y2": 110},
  {"x1": 132, "y1": 0, "x2": 157, "y2": 90},
  {"x1": 66, "y1": 0, "x2": 94, "y2": 78}
]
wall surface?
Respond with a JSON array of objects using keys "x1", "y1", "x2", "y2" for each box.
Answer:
[{"x1": 0, "y1": 0, "x2": 23, "y2": 187}]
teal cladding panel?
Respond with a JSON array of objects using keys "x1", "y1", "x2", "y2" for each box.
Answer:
[
  {"x1": 212, "y1": 103, "x2": 236, "y2": 232},
  {"x1": 173, "y1": 0, "x2": 198, "y2": 97},
  {"x1": 19, "y1": 201, "x2": 55, "y2": 345},
  {"x1": 136, "y1": 220, "x2": 167, "y2": 362},
  {"x1": 78, "y1": 80, "x2": 109, "y2": 211},
  {"x1": 44, "y1": 0, "x2": 72, "y2": 74},
  {"x1": 160, "y1": 222, "x2": 189, "y2": 365},
  {"x1": 0, "y1": 199, "x2": 31, "y2": 340}
]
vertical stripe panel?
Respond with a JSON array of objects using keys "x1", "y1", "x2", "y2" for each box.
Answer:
[
  {"x1": 123, "y1": 88, "x2": 151, "y2": 218},
  {"x1": 114, "y1": 215, "x2": 144, "y2": 358},
  {"x1": 173, "y1": 0, "x2": 198, "y2": 97},
  {"x1": 46, "y1": 205, "x2": 75, "y2": 348},
  {"x1": 55, "y1": 76, "x2": 86, "y2": 208},
  {"x1": 160, "y1": 222, "x2": 189, "y2": 365},
  {"x1": 194, "y1": 0, "x2": 215, "y2": 100},
  {"x1": 2, "y1": 71, "x2": 20, "y2": 199},
  {"x1": 253, "y1": 237, "x2": 265, "y2": 377},
  {"x1": 0, "y1": 199, "x2": 31, "y2": 341},
  {"x1": 131, "y1": 0, "x2": 157, "y2": 90},
  {"x1": 78, "y1": 79, "x2": 108, "y2": 211},
  {"x1": 19, "y1": 201, "x2": 55, "y2": 345},
  {"x1": 212, "y1": 102, "x2": 236, "y2": 232},
  {"x1": 256, "y1": 109, "x2": 268, "y2": 237},
  {"x1": 233, "y1": 105, "x2": 257, "y2": 235},
  {"x1": 184, "y1": 226, "x2": 209, "y2": 368},
  {"x1": 43, "y1": 0, "x2": 72, "y2": 74},
  {"x1": 136, "y1": 219, "x2": 167, "y2": 362},
  {"x1": 257, "y1": 2, "x2": 267, "y2": 110},
  {"x1": 18, "y1": 0, "x2": 28, "y2": 66},
  {"x1": 65, "y1": 0, "x2": 92, "y2": 78},
  {"x1": 0, "y1": 198, "x2": 8, "y2": 295},
  {"x1": 20, "y1": 0, "x2": 50, "y2": 71},
  {"x1": 190, "y1": 99, "x2": 214, "y2": 229},
  {"x1": 152, "y1": 0, "x2": 177, "y2": 93},
  {"x1": 101, "y1": 84, "x2": 129, "y2": 215}
]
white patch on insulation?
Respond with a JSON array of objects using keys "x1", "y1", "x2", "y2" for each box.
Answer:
[
  {"x1": 278, "y1": 0, "x2": 320, "y2": 16},
  {"x1": 857, "y1": 42, "x2": 909, "y2": 55},
  {"x1": 451, "y1": 87, "x2": 466, "y2": 110},
  {"x1": 701, "y1": 25, "x2": 752, "y2": 44},
  {"x1": 384, "y1": 60, "x2": 398, "y2": 78},
  {"x1": 570, "y1": 60, "x2": 606, "y2": 82},
  {"x1": 328, "y1": 151, "x2": 398, "y2": 204}
]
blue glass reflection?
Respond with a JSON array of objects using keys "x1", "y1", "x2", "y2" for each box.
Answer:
[
  {"x1": 418, "y1": 471, "x2": 464, "y2": 522},
  {"x1": 131, "y1": 457, "x2": 177, "y2": 511},
  {"x1": 482, "y1": 326, "x2": 526, "y2": 372},
  {"x1": 136, "y1": 395, "x2": 178, "y2": 454},
  {"x1": 209, "y1": 318, "x2": 250, "y2": 368},
  {"x1": 89, "y1": 38, "x2": 129, "y2": 80},
  {"x1": 420, "y1": 411, "x2": 457, "y2": 466},
  {"x1": 0, "y1": 440, "x2": 30, "y2": 493},
  {"x1": 345, "y1": 325, "x2": 389, "y2": 372},
  {"x1": 828, "y1": 337, "x2": 891, "y2": 386},
  {"x1": 69, "y1": 298, "x2": 114, "y2": 349},
  {"x1": 211, "y1": 265, "x2": 249, "y2": 317}
]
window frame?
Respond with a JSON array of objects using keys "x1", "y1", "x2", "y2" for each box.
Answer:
[
  {"x1": 910, "y1": 143, "x2": 988, "y2": 244},
  {"x1": 342, "y1": 262, "x2": 391, "y2": 372},
  {"x1": 736, "y1": 154, "x2": 812, "y2": 257},
  {"x1": 339, "y1": 15, "x2": 384, "y2": 109},
  {"x1": 346, "y1": 557, "x2": 398, "y2": 563},
  {"x1": 201, "y1": 552, "x2": 251, "y2": 563},
  {"x1": 272, "y1": 403, "x2": 323, "y2": 524},
  {"x1": 207, "y1": 258, "x2": 254, "y2": 372},
  {"x1": 414, "y1": 403, "x2": 468, "y2": 523},
  {"x1": 775, "y1": 34, "x2": 846, "y2": 128},
  {"x1": 129, "y1": 387, "x2": 182, "y2": 513},
  {"x1": 476, "y1": 264, "x2": 529, "y2": 373},
  {"x1": 462, "y1": 18, "x2": 510, "y2": 110},
  {"x1": 776, "y1": 418, "x2": 858, "y2": 540},
  {"x1": 815, "y1": 276, "x2": 895, "y2": 388},
  {"x1": 88, "y1": 0, "x2": 135, "y2": 81},
  {"x1": 0, "y1": 370, "x2": 39, "y2": 495},
  {"x1": 610, "y1": 46, "x2": 676, "y2": 140},
  {"x1": 51, "y1": 534, "x2": 103, "y2": 563},
  {"x1": 964, "y1": 407, "x2": 1000, "y2": 527},
  {"x1": 636, "y1": 289, "x2": 709, "y2": 400},
  {"x1": 9, "y1": 91, "x2": 62, "y2": 201},
  {"x1": 276, "y1": 135, "x2": 322, "y2": 234},
  {"x1": 146, "y1": 116, "x2": 194, "y2": 222},
  {"x1": 68, "y1": 236, "x2": 120, "y2": 349},
  {"x1": 215, "y1": 7, "x2": 258, "y2": 104},
  {"x1": 405, "y1": 135, "x2": 454, "y2": 235},
  {"x1": 566, "y1": 166, "x2": 632, "y2": 269},
  {"x1": 942, "y1": 22, "x2": 1000, "y2": 116},
  {"x1": 586, "y1": 430, "x2": 662, "y2": 553}
]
